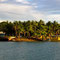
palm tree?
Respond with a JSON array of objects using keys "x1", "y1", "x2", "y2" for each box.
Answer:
[{"x1": 13, "y1": 21, "x2": 18, "y2": 38}]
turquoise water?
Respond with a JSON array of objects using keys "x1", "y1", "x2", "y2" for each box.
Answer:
[{"x1": 0, "y1": 42, "x2": 60, "y2": 60}]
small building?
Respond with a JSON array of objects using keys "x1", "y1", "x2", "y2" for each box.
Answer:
[
  {"x1": 50, "y1": 35, "x2": 60, "y2": 42},
  {"x1": 0, "y1": 31, "x2": 5, "y2": 37},
  {"x1": 0, "y1": 32, "x2": 8, "y2": 41}
]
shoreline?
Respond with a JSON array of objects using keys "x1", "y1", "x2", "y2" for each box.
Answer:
[
  {"x1": 0, "y1": 36, "x2": 49, "y2": 42},
  {"x1": 9, "y1": 37, "x2": 47, "y2": 42}
]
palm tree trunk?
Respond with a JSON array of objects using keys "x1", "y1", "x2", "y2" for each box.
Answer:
[
  {"x1": 42, "y1": 35, "x2": 44, "y2": 41},
  {"x1": 29, "y1": 32, "x2": 30, "y2": 38},
  {"x1": 24, "y1": 32, "x2": 26, "y2": 37},
  {"x1": 16, "y1": 31, "x2": 17, "y2": 38},
  {"x1": 19, "y1": 32, "x2": 20, "y2": 39}
]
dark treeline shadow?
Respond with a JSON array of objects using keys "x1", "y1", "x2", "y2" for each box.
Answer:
[{"x1": 0, "y1": 37, "x2": 8, "y2": 41}]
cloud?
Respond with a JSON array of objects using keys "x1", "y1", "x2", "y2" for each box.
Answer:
[
  {"x1": 16, "y1": 0, "x2": 30, "y2": 4},
  {"x1": 46, "y1": 14, "x2": 60, "y2": 22},
  {"x1": 0, "y1": 0, "x2": 7, "y2": 2},
  {"x1": 0, "y1": 3, "x2": 47, "y2": 22},
  {"x1": 0, "y1": 0, "x2": 60, "y2": 23},
  {"x1": 0, "y1": 3, "x2": 37, "y2": 21}
]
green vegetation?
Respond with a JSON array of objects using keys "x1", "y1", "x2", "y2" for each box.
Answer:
[{"x1": 0, "y1": 20, "x2": 60, "y2": 40}]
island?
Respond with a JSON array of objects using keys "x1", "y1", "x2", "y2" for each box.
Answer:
[{"x1": 0, "y1": 20, "x2": 60, "y2": 42}]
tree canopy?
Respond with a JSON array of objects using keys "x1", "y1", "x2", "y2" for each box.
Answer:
[{"x1": 0, "y1": 20, "x2": 60, "y2": 38}]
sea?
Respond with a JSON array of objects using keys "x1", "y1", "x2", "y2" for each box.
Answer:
[{"x1": 0, "y1": 42, "x2": 60, "y2": 60}]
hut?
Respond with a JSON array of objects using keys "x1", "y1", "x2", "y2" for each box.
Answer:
[
  {"x1": 0, "y1": 31, "x2": 5, "y2": 37},
  {"x1": 0, "y1": 31, "x2": 8, "y2": 41}
]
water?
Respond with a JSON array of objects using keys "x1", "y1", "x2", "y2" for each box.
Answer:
[{"x1": 0, "y1": 42, "x2": 60, "y2": 60}]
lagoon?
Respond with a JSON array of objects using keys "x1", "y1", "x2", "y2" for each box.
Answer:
[{"x1": 0, "y1": 42, "x2": 60, "y2": 60}]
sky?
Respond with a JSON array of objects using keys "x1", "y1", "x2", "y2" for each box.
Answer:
[{"x1": 0, "y1": 0, "x2": 60, "y2": 23}]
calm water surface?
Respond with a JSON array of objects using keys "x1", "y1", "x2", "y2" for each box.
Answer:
[{"x1": 0, "y1": 42, "x2": 60, "y2": 60}]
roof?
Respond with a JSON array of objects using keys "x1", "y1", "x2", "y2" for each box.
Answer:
[{"x1": 0, "y1": 32, "x2": 5, "y2": 34}]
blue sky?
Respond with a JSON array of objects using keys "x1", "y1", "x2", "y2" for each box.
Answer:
[{"x1": 0, "y1": 0, "x2": 60, "y2": 23}]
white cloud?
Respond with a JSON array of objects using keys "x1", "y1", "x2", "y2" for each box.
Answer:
[
  {"x1": 0, "y1": 18, "x2": 7, "y2": 22},
  {"x1": 0, "y1": 3, "x2": 39, "y2": 21},
  {"x1": 0, "y1": 3, "x2": 32, "y2": 13},
  {"x1": 46, "y1": 14, "x2": 60, "y2": 23},
  {"x1": 0, "y1": 20, "x2": 5, "y2": 22},
  {"x1": 0, "y1": 0, "x2": 7, "y2": 2},
  {"x1": 0, "y1": 3, "x2": 60, "y2": 23},
  {"x1": 16, "y1": 0, "x2": 30, "y2": 4}
]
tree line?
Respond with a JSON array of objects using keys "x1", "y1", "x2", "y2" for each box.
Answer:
[{"x1": 0, "y1": 20, "x2": 60, "y2": 38}]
